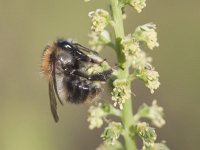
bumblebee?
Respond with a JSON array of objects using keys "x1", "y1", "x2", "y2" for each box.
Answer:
[{"x1": 41, "y1": 39, "x2": 112, "y2": 122}]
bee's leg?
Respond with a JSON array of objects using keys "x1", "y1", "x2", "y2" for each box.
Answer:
[
  {"x1": 71, "y1": 69, "x2": 112, "y2": 81},
  {"x1": 69, "y1": 70, "x2": 89, "y2": 79},
  {"x1": 77, "y1": 53, "x2": 101, "y2": 64},
  {"x1": 87, "y1": 69, "x2": 113, "y2": 81}
]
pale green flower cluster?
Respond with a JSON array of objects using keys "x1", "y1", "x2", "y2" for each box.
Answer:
[
  {"x1": 85, "y1": 0, "x2": 147, "y2": 13},
  {"x1": 121, "y1": 23, "x2": 160, "y2": 93},
  {"x1": 88, "y1": 9, "x2": 111, "y2": 52},
  {"x1": 121, "y1": 34, "x2": 140, "y2": 59},
  {"x1": 129, "y1": 0, "x2": 146, "y2": 13},
  {"x1": 136, "y1": 122, "x2": 157, "y2": 149},
  {"x1": 136, "y1": 68, "x2": 160, "y2": 94},
  {"x1": 121, "y1": 34, "x2": 153, "y2": 70},
  {"x1": 85, "y1": 0, "x2": 169, "y2": 149},
  {"x1": 101, "y1": 122, "x2": 123, "y2": 145},
  {"x1": 132, "y1": 100, "x2": 167, "y2": 149},
  {"x1": 143, "y1": 69, "x2": 160, "y2": 94},
  {"x1": 147, "y1": 142, "x2": 170, "y2": 150},
  {"x1": 89, "y1": 9, "x2": 110, "y2": 33},
  {"x1": 87, "y1": 60, "x2": 111, "y2": 75},
  {"x1": 96, "y1": 141, "x2": 123, "y2": 150},
  {"x1": 134, "y1": 23, "x2": 159, "y2": 50},
  {"x1": 87, "y1": 103, "x2": 106, "y2": 129},
  {"x1": 111, "y1": 79, "x2": 131, "y2": 110},
  {"x1": 146, "y1": 100, "x2": 165, "y2": 127},
  {"x1": 88, "y1": 30, "x2": 111, "y2": 52},
  {"x1": 132, "y1": 50, "x2": 152, "y2": 69},
  {"x1": 135, "y1": 100, "x2": 166, "y2": 128}
]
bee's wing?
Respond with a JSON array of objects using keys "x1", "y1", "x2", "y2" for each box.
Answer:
[
  {"x1": 73, "y1": 43, "x2": 99, "y2": 55},
  {"x1": 52, "y1": 63, "x2": 64, "y2": 105},
  {"x1": 49, "y1": 78, "x2": 59, "y2": 122}
]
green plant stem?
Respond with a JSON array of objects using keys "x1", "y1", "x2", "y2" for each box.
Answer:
[{"x1": 110, "y1": 0, "x2": 137, "y2": 150}]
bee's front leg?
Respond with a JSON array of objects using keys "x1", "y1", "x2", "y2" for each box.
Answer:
[{"x1": 69, "y1": 69, "x2": 112, "y2": 81}]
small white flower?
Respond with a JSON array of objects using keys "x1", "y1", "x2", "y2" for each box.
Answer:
[
  {"x1": 148, "y1": 142, "x2": 170, "y2": 150},
  {"x1": 132, "y1": 50, "x2": 152, "y2": 69},
  {"x1": 121, "y1": 34, "x2": 154, "y2": 70},
  {"x1": 129, "y1": 0, "x2": 146, "y2": 13},
  {"x1": 89, "y1": 9, "x2": 110, "y2": 33},
  {"x1": 88, "y1": 104, "x2": 105, "y2": 129},
  {"x1": 137, "y1": 100, "x2": 166, "y2": 128},
  {"x1": 134, "y1": 23, "x2": 159, "y2": 50},
  {"x1": 88, "y1": 32, "x2": 103, "y2": 52},
  {"x1": 96, "y1": 141, "x2": 123, "y2": 150},
  {"x1": 121, "y1": 34, "x2": 140, "y2": 59},
  {"x1": 145, "y1": 69, "x2": 160, "y2": 94},
  {"x1": 88, "y1": 30, "x2": 111, "y2": 52},
  {"x1": 136, "y1": 67, "x2": 160, "y2": 94},
  {"x1": 150, "y1": 100, "x2": 166, "y2": 127},
  {"x1": 111, "y1": 79, "x2": 131, "y2": 109}
]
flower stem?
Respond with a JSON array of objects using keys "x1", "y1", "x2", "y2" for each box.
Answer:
[
  {"x1": 110, "y1": 0, "x2": 125, "y2": 65},
  {"x1": 110, "y1": 0, "x2": 137, "y2": 150}
]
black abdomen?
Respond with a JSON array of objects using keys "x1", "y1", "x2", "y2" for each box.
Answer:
[{"x1": 64, "y1": 76, "x2": 101, "y2": 103}]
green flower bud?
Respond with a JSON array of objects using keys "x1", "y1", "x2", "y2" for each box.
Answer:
[
  {"x1": 136, "y1": 122, "x2": 157, "y2": 149},
  {"x1": 101, "y1": 122, "x2": 123, "y2": 145}
]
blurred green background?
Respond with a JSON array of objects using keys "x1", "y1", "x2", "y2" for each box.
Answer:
[{"x1": 0, "y1": 0, "x2": 199, "y2": 150}]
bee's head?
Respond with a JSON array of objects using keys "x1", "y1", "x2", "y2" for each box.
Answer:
[{"x1": 56, "y1": 39, "x2": 73, "y2": 50}]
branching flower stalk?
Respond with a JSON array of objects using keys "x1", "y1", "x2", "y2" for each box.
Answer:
[{"x1": 85, "y1": 0, "x2": 169, "y2": 150}]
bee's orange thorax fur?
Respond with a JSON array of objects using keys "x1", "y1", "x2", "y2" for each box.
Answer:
[{"x1": 40, "y1": 46, "x2": 55, "y2": 79}]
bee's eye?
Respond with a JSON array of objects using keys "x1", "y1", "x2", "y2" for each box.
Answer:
[
  {"x1": 64, "y1": 44, "x2": 72, "y2": 49},
  {"x1": 57, "y1": 40, "x2": 72, "y2": 49}
]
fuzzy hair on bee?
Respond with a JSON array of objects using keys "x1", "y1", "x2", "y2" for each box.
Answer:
[{"x1": 40, "y1": 39, "x2": 112, "y2": 122}]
